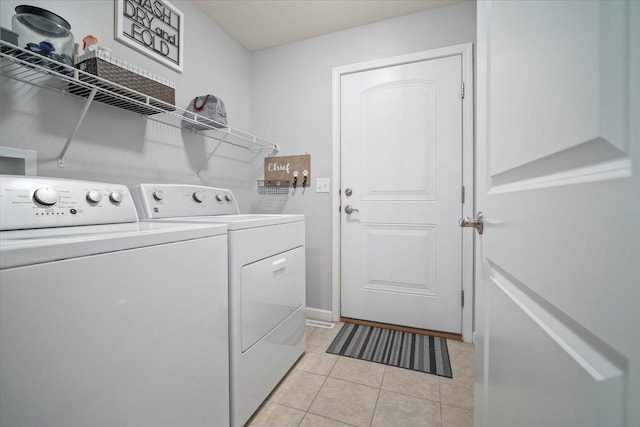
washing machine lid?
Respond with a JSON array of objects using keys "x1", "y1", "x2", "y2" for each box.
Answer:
[
  {"x1": 0, "y1": 222, "x2": 227, "y2": 269},
  {"x1": 146, "y1": 214, "x2": 304, "y2": 231}
]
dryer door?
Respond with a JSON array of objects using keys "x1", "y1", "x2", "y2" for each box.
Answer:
[{"x1": 241, "y1": 246, "x2": 305, "y2": 352}]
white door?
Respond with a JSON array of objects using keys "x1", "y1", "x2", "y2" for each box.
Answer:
[
  {"x1": 474, "y1": 1, "x2": 639, "y2": 426},
  {"x1": 340, "y1": 55, "x2": 463, "y2": 333}
]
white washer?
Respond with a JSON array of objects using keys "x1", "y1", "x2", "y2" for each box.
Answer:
[
  {"x1": 131, "y1": 183, "x2": 306, "y2": 427},
  {"x1": 0, "y1": 176, "x2": 230, "y2": 427}
]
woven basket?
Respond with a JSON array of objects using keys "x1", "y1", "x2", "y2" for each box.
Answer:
[{"x1": 71, "y1": 57, "x2": 175, "y2": 115}]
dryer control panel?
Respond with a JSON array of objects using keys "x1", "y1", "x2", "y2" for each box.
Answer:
[
  {"x1": 131, "y1": 184, "x2": 240, "y2": 219},
  {"x1": 0, "y1": 175, "x2": 138, "y2": 230}
]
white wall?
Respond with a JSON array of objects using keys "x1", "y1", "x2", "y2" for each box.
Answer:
[
  {"x1": 1, "y1": 0, "x2": 476, "y2": 314},
  {"x1": 250, "y1": 1, "x2": 477, "y2": 312},
  {"x1": 0, "y1": 0, "x2": 258, "y2": 211}
]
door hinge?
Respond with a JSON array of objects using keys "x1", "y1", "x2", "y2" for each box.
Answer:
[
  {"x1": 461, "y1": 290, "x2": 465, "y2": 307},
  {"x1": 461, "y1": 81, "x2": 465, "y2": 99},
  {"x1": 461, "y1": 185, "x2": 465, "y2": 204}
]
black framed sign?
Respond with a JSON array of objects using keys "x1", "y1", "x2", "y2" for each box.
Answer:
[{"x1": 115, "y1": 0, "x2": 184, "y2": 73}]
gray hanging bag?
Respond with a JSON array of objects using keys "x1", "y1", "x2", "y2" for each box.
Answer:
[{"x1": 183, "y1": 94, "x2": 228, "y2": 130}]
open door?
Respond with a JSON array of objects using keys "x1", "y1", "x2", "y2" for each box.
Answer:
[{"x1": 472, "y1": 1, "x2": 639, "y2": 426}]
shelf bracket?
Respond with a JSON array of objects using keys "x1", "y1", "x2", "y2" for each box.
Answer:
[
  {"x1": 196, "y1": 132, "x2": 229, "y2": 176},
  {"x1": 58, "y1": 87, "x2": 97, "y2": 168}
]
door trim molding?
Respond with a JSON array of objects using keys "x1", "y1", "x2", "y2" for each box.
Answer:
[{"x1": 331, "y1": 43, "x2": 475, "y2": 342}]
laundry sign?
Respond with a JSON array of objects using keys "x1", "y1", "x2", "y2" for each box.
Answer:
[
  {"x1": 264, "y1": 155, "x2": 311, "y2": 188},
  {"x1": 115, "y1": 0, "x2": 184, "y2": 72}
]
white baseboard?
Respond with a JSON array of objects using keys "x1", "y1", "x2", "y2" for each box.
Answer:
[{"x1": 305, "y1": 307, "x2": 334, "y2": 322}]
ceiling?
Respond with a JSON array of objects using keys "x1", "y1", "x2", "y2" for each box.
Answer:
[{"x1": 192, "y1": 0, "x2": 466, "y2": 51}]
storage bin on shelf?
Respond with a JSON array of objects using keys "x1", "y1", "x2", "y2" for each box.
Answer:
[{"x1": 71, "y1": 51, "x2": 176, "y2": 115}]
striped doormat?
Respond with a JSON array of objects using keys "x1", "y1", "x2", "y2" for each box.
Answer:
[{"x1": 326, "y1": 323, "x2": 452, "y2": 378}]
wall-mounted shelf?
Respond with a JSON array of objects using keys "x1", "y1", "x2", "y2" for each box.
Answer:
[
  {"x1": 257, "y1": 180, "x2": 290, "y2": 195},
  {"x1": 0, "y1": 41, "x2": 279, "y2": 168}
]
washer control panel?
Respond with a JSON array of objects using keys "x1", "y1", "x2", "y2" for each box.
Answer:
[
  {"x1": 0, "y1": 175, "x2": 138, "y2": 230},
  {"x1": 131, "y1": 184, "x2": 239, "y2": 219}
]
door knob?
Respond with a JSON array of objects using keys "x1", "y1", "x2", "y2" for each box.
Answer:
[
  {"x1": 344, "y1": 205, "x2": 359, "y2": 214},
  {"x1": 459, "y1": 212, "x2": 484, "y2": 234}
]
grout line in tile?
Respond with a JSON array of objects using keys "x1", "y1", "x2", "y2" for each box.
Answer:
[
  {"x1": 326, "y1": 355, "x2": 390, "y2": 390},
  {"x1": 378, "y1": 389, "x2": 447, "y2": 427},
  {"x1": 368, "y1": 366, "x2": 385, "y2": 427},
  {"x1": 304, "y1": 412, "x2": 360, "y2": 427},
  {"x1": 441, "y1": 401, "x2": 474, "y2": 411},
  {"x1": 295, "y1": 407, "x2": 303, "y2": 427},
  {"x1": 296, "y1": 370, "x2": 330, "y2": 426}
]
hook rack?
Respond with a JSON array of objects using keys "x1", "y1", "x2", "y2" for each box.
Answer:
[{"x1": 0, "y1": 41, "x2": 280, "y2": 168}]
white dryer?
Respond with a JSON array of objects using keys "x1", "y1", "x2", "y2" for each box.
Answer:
[
  {"x1": 0, "y1": 176, "x2": 230, "y2": 427},
  {"x1": 131, "y1": 183, "x2": 306, "y2": 427}
]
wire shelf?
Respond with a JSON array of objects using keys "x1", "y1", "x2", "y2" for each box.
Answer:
[{"x1": 0, "y1": 41, "x2": 279, "y2": 158}]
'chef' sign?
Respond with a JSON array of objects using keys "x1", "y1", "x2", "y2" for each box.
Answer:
[{"x1": 115, "y1": 0, "x2": 184, "y2": 73}]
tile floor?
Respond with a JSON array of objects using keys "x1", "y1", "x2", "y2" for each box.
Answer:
[{"x1": 247, "y1": 322, "x2": 474, "y2": 427}]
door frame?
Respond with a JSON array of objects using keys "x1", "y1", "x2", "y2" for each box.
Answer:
[{"x1": 330, "y1": 43, "x2": 475, "y2": 342}]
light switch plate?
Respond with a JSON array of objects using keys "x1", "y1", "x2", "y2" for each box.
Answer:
[{"x1": 316, "y1": 178, "x2": 330, "y2": 193}]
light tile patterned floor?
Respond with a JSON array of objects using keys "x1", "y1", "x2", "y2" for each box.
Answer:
[{"x1": 248, "y1": 322, "x2": 474, "y2": 427}]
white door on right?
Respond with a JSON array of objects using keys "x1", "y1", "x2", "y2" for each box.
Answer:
[{"x1": 475, "y1": 1, "x2": 639, "y2": 427}]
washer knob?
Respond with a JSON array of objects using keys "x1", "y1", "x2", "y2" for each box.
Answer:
[
  {"x1": 109, "y1": 191, "x2": 123, "y2": 203},
  {"x1": 33, "y1": 187, "x2": 60, "y2": 206},
  {"x1": 215, "y1": 194, "x2": 223, "y2": 202},
  {"x1": 153, "y1": 191, "x2": 164, "y2": 201},
  {"x1": 86, "y1": 190, "x2": 103, "y2": 203},
  {"x1": 225, "y1": 194, "x2": 233, "y2": 202},
  {"x1": 193, "y1": 191, "x2": 204, "y2": 203}
]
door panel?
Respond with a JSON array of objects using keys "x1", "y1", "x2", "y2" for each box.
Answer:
[
  {"x1": 475, "y1": 1, "x2": 638, "y2": 426},
  {"x1": 341, "y1": 55, "x2": 463, "y2": 333},
  {"x1": 489, "y1": 1, "x2": 629, "y2": 176},
  {"x1": 361, "y1": 81, "x2": 437, "y2": 200},
  {"x1": 363, "y1": 224, "x2": 436, "y2": 296},
  {"x1": 486, "y1": 266, "x2": 624, "y2": 427}
]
